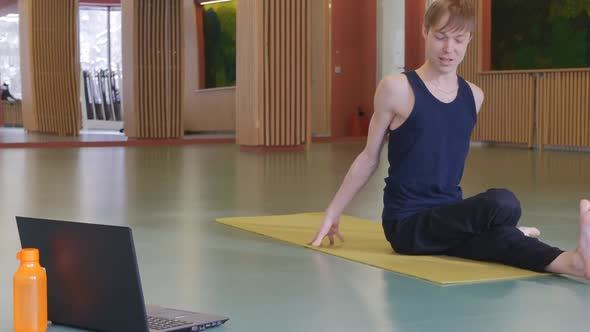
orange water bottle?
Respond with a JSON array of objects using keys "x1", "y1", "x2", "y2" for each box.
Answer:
[{"x1": 14, "y1": 248, "x2": 48, "y2": 332}]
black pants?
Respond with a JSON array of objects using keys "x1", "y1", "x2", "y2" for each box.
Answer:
[{"x1": 383, "y1": 188, "x2": 564, "y2": 272}]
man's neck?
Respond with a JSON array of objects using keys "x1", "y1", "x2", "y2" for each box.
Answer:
[{"x1": 416, "y1": 62, "x2": 457, "y2": 85}]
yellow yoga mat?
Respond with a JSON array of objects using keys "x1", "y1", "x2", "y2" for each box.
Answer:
[{"x1": 215, "y1": 213, "x2": 545, "y2": 284}]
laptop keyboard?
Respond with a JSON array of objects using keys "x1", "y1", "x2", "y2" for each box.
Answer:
[{"x1": 147, "y1": 316, "x2": 191, "y2": 330}]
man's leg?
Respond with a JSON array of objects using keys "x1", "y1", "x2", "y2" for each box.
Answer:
[
  {"x1": 444, "y1": 226, "x2": 563, "y2": 272},
  {"x1": 450, "y1": 199, "x2": 590, "y2": 278},
  {"x1": 389, "y1": 189, "x2": 590, "y2": 279},
  {"x1": 389, "y1": 188, "x2": 526, "y2": 254}
]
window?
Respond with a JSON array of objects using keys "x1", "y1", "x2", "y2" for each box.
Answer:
[
  {"x1": 490, "y1": 0, "x2": 590, "y2": 70},
  {"x1": 79, "y1": 6, "x2": 121, "y2": 73},
  {"x1": 0, "y1": 13, "x2": 21, "y2": 99},
  {"x1": 197, "y1": 0, "x2": 236, "y2": 89},
  {"x1": 79, "y1": 6, "x2": 122, "y2": 122}
]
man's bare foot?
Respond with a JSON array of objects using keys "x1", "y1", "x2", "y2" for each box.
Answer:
[
  {"x1": 545, "y1": 200, "x2": 590, "y2": 280},
  {"x1": 518, "y1": 226, "x2": 540, "y2": 238},
  {"x1": 577, "y1": 199, "x2": 590, "y2": 279}
]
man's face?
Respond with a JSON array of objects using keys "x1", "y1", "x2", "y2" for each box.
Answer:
[{"x1": 423, "y1": 13, "x2": 472, "y2": 74}]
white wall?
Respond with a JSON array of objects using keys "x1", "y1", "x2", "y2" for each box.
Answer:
[{"x1": 377, "y1": 0, "x2": 405, "y2": 81}]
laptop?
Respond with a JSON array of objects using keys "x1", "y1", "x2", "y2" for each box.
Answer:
[{"x1": 16, "y1": 216, "x2": 229, "y2": 332}]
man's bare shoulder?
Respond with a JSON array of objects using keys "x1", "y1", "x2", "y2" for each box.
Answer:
[
  {"x1": 376, "y1": 74, "x2": 413, "y2": 114},
  {"x1": 466, "y1": 80, "x2": 484, "y2": 113},
  {"x1": 379, "y1": 73, "x2": 411, "y2": 96},
  {"x1": 466, "y1": 80, "x2": 484, "y2": 98}
]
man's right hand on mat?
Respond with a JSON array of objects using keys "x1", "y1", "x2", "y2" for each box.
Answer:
[{"x1": 308, "y1": 216, "x2": 344, "y2": 246}]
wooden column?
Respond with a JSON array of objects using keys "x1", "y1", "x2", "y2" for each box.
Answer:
[
  {"x1": 236, "y1": 0, "x2": 312, "y2": 148},
  {"x1": 19, "y1": 0, "x2": 81, "y2": 135},
  {"x1": 122, "y1": 0, "x2": 183, "y2": 138}
]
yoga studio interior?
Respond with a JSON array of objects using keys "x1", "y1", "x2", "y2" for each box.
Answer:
[{"x1": 0, "y1": 0, "x2": 589, "y2": 331}]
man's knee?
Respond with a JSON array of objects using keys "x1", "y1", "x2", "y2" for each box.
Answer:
[{"x1": 484, "y1": 189, "x2": 522, "y2": 224}]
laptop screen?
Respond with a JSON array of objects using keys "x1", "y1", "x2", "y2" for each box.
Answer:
[{"x1": 16, "y1": 217, "x2": 149, "y2": 332}]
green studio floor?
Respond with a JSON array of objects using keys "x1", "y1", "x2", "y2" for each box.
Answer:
[{"x1": 1, "y1": 142, "x2": 589, "y2": 332}]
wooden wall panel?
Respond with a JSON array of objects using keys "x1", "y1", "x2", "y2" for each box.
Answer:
[
  {"x1": 237, "y1": 0, "x2": 311, "y2": 148},
  {"x1": 1, "y1": 101, "x2": 22, "y2": 127},
  {"x1": 538, "y1": 71, "x2": 590, "y2": 148},
  {"x1": 263, "y1": 0, "x2": 311, "y2": 146},
  {"x1": 470, "y1": 73, "x2": 535, "y2": 145},
  {"x1": 236, "y1": 0, "x2": 263, "y2": 145},
  {"x1": 19, "y1": 0, "x2": 80, "y2": 136},
  {"x1": 124, "y1": 0, "x2": 183, "y2": 138}
]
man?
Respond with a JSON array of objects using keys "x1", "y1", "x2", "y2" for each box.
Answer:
[
  {"x1": 1, "y1": 83, "x2": 17, "y2": 102},
  {"x1": 309, "y1": 0, "x2": 590, "y2": 280}
]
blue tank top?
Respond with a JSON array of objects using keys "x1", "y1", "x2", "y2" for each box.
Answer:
[{"x1": 382, "y1": 71, "x2": 477, "y2": 222}]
